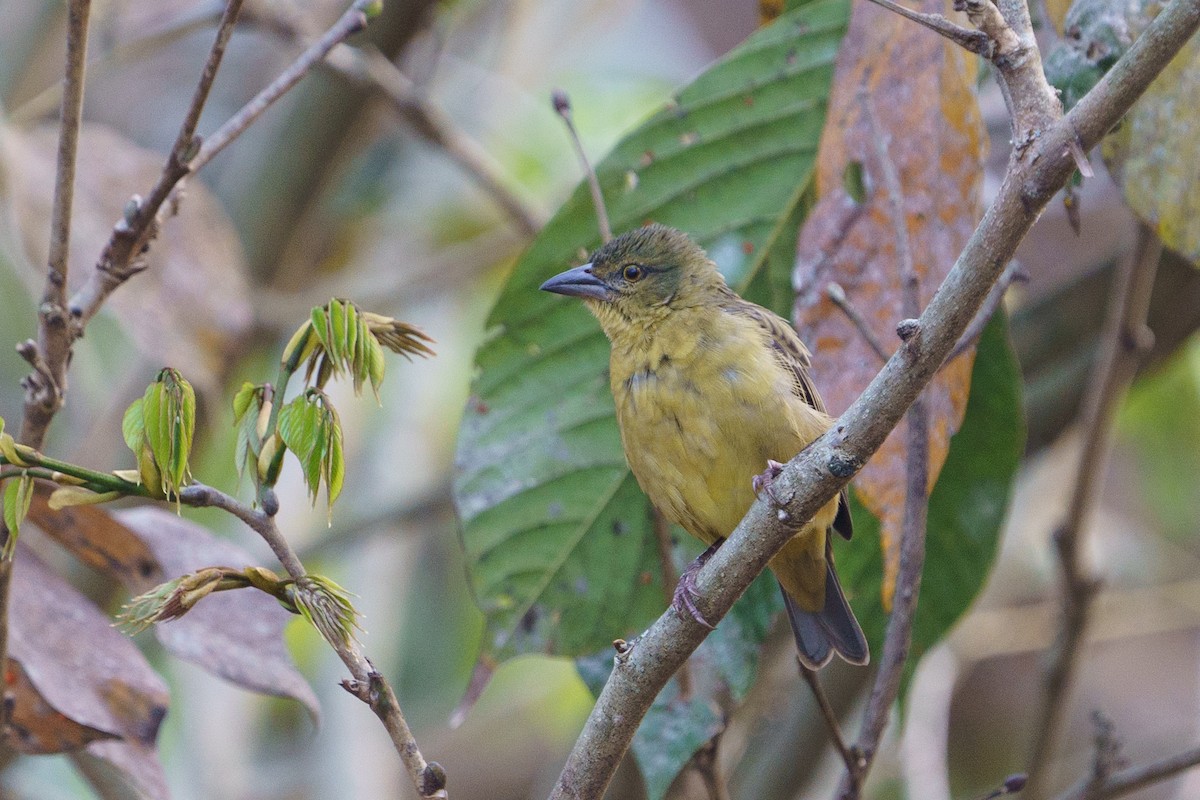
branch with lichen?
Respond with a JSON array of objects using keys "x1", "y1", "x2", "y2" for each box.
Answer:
[{"x1": 547, "y1": 0, "x2": 1200, "y2": 796}]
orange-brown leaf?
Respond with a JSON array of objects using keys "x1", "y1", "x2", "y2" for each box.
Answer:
[{"x1": 792, "y1": 0, "x2": 986, "y2": 605}]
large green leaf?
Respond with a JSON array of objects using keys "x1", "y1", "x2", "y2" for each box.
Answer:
[
  {"x1": 454, "y1": 0, "x2": 851, "y2": 662},
  {"x1": 835, "y1": 313, "x2": 1024, "y2": 679}
]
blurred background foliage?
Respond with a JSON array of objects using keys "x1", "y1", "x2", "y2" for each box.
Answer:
[{"x1": 0, "y1": 0, "x2": 1198, "y2": 799}]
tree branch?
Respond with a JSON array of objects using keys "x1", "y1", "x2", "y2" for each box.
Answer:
[
  {"x1": 67, "y1": 0, "x2": 247, "y2": 332},
  {"x1": 3, "y1": 0, "x2": 93, "y2": 740},
  {"x1": 187, "y1": 2, "x2": 371, "y2": 174},
  {"x1": 178, "y1": 482, "x2": 447, "y2": 799},
  {"x1": 1023, "y1": 225, "x2": 1163, "y2": 799},
  {"x1": 547, "y1": 0, "x2": 1200, "y2": 795},
  {"x1": 1052, "y1": 744, "x2": 1200, "y2": 800},
  {"x1": 323, "y1": 44, "x2": 544, "y2": 237},
  {"x1": 19, "y1": 0, "x2": 93, "y2": 449},
  {"x1": 838, "y1": 94, "x2": 931, "y2": 799},
  {"x1": 862, "y1": 0, "x2": 993, "y2": 55}
]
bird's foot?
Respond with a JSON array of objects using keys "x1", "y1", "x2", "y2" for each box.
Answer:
[
  {"x1": 671, "y1": 541, "x2": 722, "y2": 630},
  {"x1": 752, "y1": 459, "x2": 788, "y2": 507}
]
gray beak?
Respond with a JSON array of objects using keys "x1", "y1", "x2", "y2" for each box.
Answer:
[{"x1": 539, "y1": 264, "x2": 614, "y2": 302}]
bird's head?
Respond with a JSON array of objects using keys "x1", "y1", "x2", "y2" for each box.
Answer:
[{"x1": 540, "y1": 224, "x2": 726, "y2": 338}]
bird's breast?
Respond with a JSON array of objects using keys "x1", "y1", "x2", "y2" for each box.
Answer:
[{"x1": 610, "y1": 324, "x2": 810, "y2": 541}]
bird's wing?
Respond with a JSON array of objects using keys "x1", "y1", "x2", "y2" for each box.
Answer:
[
  {"x1": 722, "y1": 298, "x2": 825, "y2": 412},
  {"x1": 723, "y1": 297, "x2": 855, "y2": 541}
]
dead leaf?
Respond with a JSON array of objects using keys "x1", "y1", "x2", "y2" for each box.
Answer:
[
  {"x1": 28, "y1": 485, "x2": 160, "y2": 584},
  {"x1": 792, "y1": 0, "x2": 985, "y2": 604},
  {"x1": 8, "y1": 546, "x2": 169, "y2": 749},
  {"x1": 72, "y1": 740, "x2": 169, "y2": 800},
  {"x1": 27, "y1": 491, "x2": 319, "y2": 719},
  {"x1": 4, "y1": 659, "x2": 119, "y2": 755},
  {"x1": 0, "y1": 124, "x2": 253, "y2": 396}
]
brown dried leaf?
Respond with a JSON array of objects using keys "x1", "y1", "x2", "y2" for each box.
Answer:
[
  {"x1": 0, "y1": 124, "x2": 253, "y2": 396},
  {"x1": 792, "y1": 0, "x2": 985, "y2": 604},
  {"x1": 4, "y1": 659, "x2": 118, "y2": 755},
  {"x1": 8, "y1": 546, "x2": 169, "y2": 749},
  {"x1": 28, "y1": 493, "x2": 319, "y2": 719},
  {"x1": 71, "y1": 740, "x2": 170, "y2": 800}
]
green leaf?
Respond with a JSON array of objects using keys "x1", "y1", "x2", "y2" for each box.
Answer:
[
  {"x1": 3, "y1": 473, "x2": 33, "y2": 557},
  {"x1": 842, "y1": 160, "x2": 867, "y2": 204},
  {"x1": 233, "y1": 383, "x2": 267, "y2": 481},
  {"x1": 140, "y1": 369, "x2": 195, "y2": 500},
  {"x1": 1119, "y1": 339, "x2": 1200, "y2": 540},
  {"x1": 329, "y1": 298, "x2": 348, "y2": 368},
  {"x1": 278, "y1": 390, "x2": 344, "y2": 512},
  {"x1": 454, "y1": 0, "x2": 851, "y2": 664},
  {"x1": 232, "y1": 382, "x2": 259, "y2": 424},
  {"x1": 122, "y1": 398, "x2": 145, "y2": 454},
  {"x1": 289, "y1": 574, "x2": 360, "y2": 647},
  {"x1": 835, "y1": 313, "x2": 1024, "y2": 687}
]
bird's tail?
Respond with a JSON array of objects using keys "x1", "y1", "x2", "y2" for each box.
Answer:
[{"x1": 781, "y1": 550, "x2": 869, "y2": 669}]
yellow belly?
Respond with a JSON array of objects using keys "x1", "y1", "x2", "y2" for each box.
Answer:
[{"x1": 610, "y1": 319, "x2": 837, "y2": 610}]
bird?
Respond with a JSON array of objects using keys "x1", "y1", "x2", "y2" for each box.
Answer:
[{"x1": 540, "y1": 223, "x2": 868, "y2": 669}]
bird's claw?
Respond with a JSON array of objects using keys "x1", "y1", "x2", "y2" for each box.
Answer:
[
  {"x1": 752, "y1": 459, "x2": 788, "y2": 507},
  {"x1": 670, "y1": 541, "x2": 722, "y2": 630},
  {"x1": 672, "y1": 577, "x2": 716, "y2": 630}
]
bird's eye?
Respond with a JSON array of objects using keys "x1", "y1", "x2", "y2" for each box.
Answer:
[{"x1": 622, "y1": 264, "x2": 644, "y2": 282}]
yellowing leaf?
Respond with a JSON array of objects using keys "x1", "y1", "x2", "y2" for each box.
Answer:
[
  {"x1": 48, "y1": 485, "x2": 122, "y2": 509},
  {"x1": 1103, "y1": 28, "x2": 1200, "y2": 263},
  {"x1": 793, "y1": 0, "x2": 985, "y2": 604}
]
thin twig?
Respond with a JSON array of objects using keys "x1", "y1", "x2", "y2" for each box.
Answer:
[
  {"x1": 799, "y1": 664, "x2": 858, "y2": 780},
  {"x1": 324, "y1": 44, "x2": 543, "y2": 236},
  {"x1": 691, "y1": 737, "x2": 732, "y2": 800},
  {"x1": 943, "y1": 260, "x2": 1027, "y2": 366},
  {"x1": 837, "y1": 95, "x2": 932, "y2": 800},
  {"x1": 1023, "y1": 225, "x2": 1162, "y2": 799},
  {"x1": 1053, "y1": 744, "x2": 1200, "y2": 800},
  {"x1": 2, "y1": 0, "x2": 94, "y2": 739},
  {"x1": 187, "y1": 2, "x2": 370, "y2": 174},
  {"x1": 553, "y1": 89, "x2": 612, "y2": 242},
  {"x1": 19, "y1": 0, "x2": 93, "y2": 450},
  {"x1": 826, "y1": 282, "x2": 890, "y2": 363},
  {"x1": 68, "y1": 0, "x2": 246, "y2": 331},
  {"x1": 178, "y1": 483, "x2": 447, "y2": 798},
  {"x1": 863, "y1": 0, "x2": 994, "y2": 55}
]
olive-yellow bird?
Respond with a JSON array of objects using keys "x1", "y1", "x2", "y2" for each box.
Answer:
[{"x1": 541, "y1": 224, "x2": 867, "y2": 668}]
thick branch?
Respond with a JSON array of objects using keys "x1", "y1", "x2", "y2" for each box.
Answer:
[
  {"x1": 1023, "y1": 226, "x2": 1162, "y2": 799},
  {"x1": 548, "y1": 0, "x2": 1200, "y2": 795}
]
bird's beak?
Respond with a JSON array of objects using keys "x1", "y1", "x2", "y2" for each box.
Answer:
[{"x1": 539, "y1": 264, "x2": 614, "y2": 303}]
